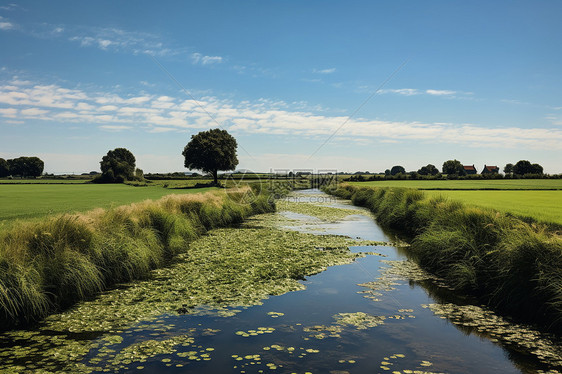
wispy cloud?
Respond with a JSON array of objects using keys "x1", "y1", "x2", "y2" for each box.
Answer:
[
  {"x1": 0, "y1": 4, "x2": 23, "y2": 11},
  {"x1": 426, "y1": 89, "x2": 456, "y2": 96},
  {"x1": 191, "y1": 53, "x2": 223, "y2": 65},
  {"x1": 380, "y1": 88, "x2": 461, "y2": 97},
  {"x1": 67, "y1": 27, "x2": 172, "y2": 56},
  {"x1": 99, "y1": 125, "x2": 132, "y2": 132},
  {"x1": 0, "y1": 16, "x2": 15, "y2": 30},
  {"x1": 1, "y1": 78, "x2": 561, "y2": 150},
  {"x1": 313, "y1": 68, "x2": 336, "y2": 74},
  {"x1": 380, "y1": 88, "x2": 420, "y2": 96}
]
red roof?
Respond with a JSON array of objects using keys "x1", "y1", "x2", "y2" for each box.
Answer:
[
  {"x1": 463, "y1": 165, "x2": 476, "y2": 171},
  {"x1": 484, "y1": 165, "x2": 499, "y2": 171}
]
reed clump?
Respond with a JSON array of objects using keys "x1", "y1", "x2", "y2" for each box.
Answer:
[
  {"x1": 324, "y1": 184, "x2": 562, "y2": 333},
  {"x1": 0, "y1": 187, "x2": 274, "y2": 329}
]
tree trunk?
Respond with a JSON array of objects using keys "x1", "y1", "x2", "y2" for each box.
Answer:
[{"x1": 213, "y1": 170, "x2": 218, "y2": 185}]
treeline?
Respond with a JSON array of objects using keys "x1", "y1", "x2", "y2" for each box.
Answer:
[
  {"x1": 0, "y1": 157, "x2": 44, "y2": 178},
  {"x1": 346, "y1": 159, "x2": 556, "y2": 181},
  {"x1": 347, "y1": 172, "x2": 561, "y2": 182}
]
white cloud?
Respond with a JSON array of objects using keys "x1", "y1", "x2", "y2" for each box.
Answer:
[
  {"x1": 380, "y1": 88, "x2": 465, "y2": 97},
  {"x1": 313, "y1": 68, "x2": 336, "y2": 74},
  {"x1": 99, "y1": 125, "x2": 132, "y2": 131},
  {"x1": 20, "y1": 107, "x2": 49, "y2": 116},
  {"x1": 0, "y1": 22, "x2": 13, "y2": 30},
  {"x1": 426, "y1": 89, "x2": 456, "y2": 96},
  {"x1": 0, "y1": 108, "x2": 17, "y2": 117},
  {"x1": 97, "y1": 39, "x2": 113, "y2": 49},
  {"x1": 191, "y1": 53, "x2": 223, "y2": 65},
  {"x1": 380, "y1": 88, "x2": 420, "y2": 96},
  {"x1": 2, "y1": 79, "x2": 561, "y2": 151}
]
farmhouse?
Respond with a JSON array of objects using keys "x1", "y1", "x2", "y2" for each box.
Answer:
[
  {"x1": 482, "y1": 165, "x2": 500, "y2": 174},
  {"x1": 463, "y1": 165, "x2": 477, "y2": 175}
]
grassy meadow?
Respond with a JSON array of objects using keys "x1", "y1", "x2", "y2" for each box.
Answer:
[
  {"x1": 0, "y1": 183, "x2": 218, "y2": 223},
  {"x1": 424, "y1": 190, "x2": 562, "y2": 225},
  {"x1": 349, "y1": 179, "x2": 562, "y2": 226},
  {"x1": 348, "y1": 179, "x2": 562, "y2": 190}
]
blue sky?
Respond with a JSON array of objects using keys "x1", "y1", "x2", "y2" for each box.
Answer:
[{"x1": 1, "y1": 1, "x2": 561, "y2": 174}]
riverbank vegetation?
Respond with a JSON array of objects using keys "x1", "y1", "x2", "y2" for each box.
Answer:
[
  {"x1": 0, "y1": 187, "x2": 273, "y2": 329},
  {"x1": 324, "y1": 184, "x2": 562, "y2": 334}
]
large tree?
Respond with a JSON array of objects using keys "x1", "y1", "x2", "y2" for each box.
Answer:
[
  {"x1": 513, "y1": 160, "x2": 543, "y2": 175},
  {"x1": 442, "y1": 159, "x2": 465, "y2": 175},
  {"x1": 0, "y1": 158, "x2": 9, "y2": 177},
  {"x1": 98, "y1": 148, "x2": 136, "y2": 183},
  {"x1": 6, "y1": 156, "x2": 44, "y2": 177},
  {"x1": 182, "y1": 128, "x2": 238, "y2": 185},
  {"x1": 390, "y1": 165, "x2": 405, "y2": 176}
]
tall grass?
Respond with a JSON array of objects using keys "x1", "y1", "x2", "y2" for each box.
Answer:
[
  {"x1": 325, "y1": 184, "x2": 562, "y2": 333},
  {"x1": 0, "y1": 187, "x2": 274, "y2": 329}
]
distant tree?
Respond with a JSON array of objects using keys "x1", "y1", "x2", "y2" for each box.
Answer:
[
  {"x1": 442, "y1": 159, "x2": 465, "y2": 176},
  {"x1": 26, "y1": 157, "x2": 44, "y2": 177},
  {"x1": 390, "y1": 165, "x2": 405, "y2": 176},
  {"x1": 531, "y1": 163, "x2": 544, "y2": 175},
  {"x1": 0, "y1": 158, "x2": 9, "y2": 177},
  {"x1": 7, "y1": 158, "x2": 24, "y2": 176},
  {"x1": 6, "y1": 156, "x2": 44, "y2": 177},
  {"x1": 503, "y1": 163, "x2": 514, "y2": 174},
  {"x1": 182, "y1": 128, "x2": 238, "y2": 185},
  {"x1": 418, "y1": 164, "x2": 439, "y2": 176},
  {"x1": 384, "y1": 169, "x2": 391, "y2": 176},
  {"x1": 135, "y1": 168, "x2": 144, "y2": 181},
  {"x1": 512, "y1": 160, "x2": 542, "y2": 175},
  {"x1": 97, "y1": 148, "x2": 136, "y2": 183}
]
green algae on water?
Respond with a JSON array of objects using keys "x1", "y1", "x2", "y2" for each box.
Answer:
[{"x1": 334, "y1": 312, "x2": 386, "y2": 330}]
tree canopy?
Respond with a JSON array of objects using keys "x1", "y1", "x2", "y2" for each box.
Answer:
[
  {"x1": 390, "y1": 165, "x2": 405, "y2": 175},
  {"x1": 513, "y1": 160, "x2": 544, "y2": 175},
  {"x1": 5, "y1": 156, "x2": 44, "y2": 177},
  {"x1": 0, "y1": 158, "x2": 9, "y2": 178},
  {"x1": 418, "y1": 164, "x2": 439, "y2": 176},
  {"x1": 97, "y1": 148, "x2": 136, "y2": 183},
  {"x1": 442, "y1": 159, "x2": 465, "y2": 175},
  {"x1": 182, "y1": 128, "x2": 238, "y2": 185},
  {"x1": 503, "y1": 163, "x2": 514, "y2": 174}
]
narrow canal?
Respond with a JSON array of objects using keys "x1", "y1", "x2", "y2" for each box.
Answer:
[{"x1": 0, "y1": 189, "x2": 561, "y2": 373}]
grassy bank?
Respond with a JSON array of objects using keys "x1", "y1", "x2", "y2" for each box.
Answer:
[
  {"x1": 0, "y1": 187, "x2": 274, "y2": 329},
  {"x1": 324, "y1": 184, "x2": 562, "y2": 334}
]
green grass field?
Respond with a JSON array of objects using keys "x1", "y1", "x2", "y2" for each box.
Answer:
[
  {"x1": 0, "y1": 179, "x2": 90, "y2": 184},
  {"x1": 0, "y1": 184, "x2": 218, "y2": 223},
  {"x1": 348, "y1": 179, "x2": 562, "y2": 190},
  {"x1": 348, "y1": 179, "x2": 562, "y2": 225},
  {"x1": 424, "y1": 190, "x2": 562, "y2": 225}
]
